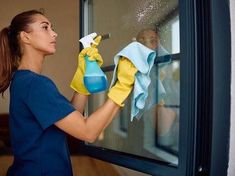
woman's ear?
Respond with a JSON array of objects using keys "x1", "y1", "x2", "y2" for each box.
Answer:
[{"x1": 19, "y1": 31, "x2": 30, "y2": 44}]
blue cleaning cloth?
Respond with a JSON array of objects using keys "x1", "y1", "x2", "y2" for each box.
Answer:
[
  {"x1": 144, "y1": 44, "x2": 172, "y2": 110},
  {"x1": 110, "y1": 41, "x2": 166, "y2": 121}
]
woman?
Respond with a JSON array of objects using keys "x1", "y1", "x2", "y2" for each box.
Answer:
[
  {"x1": 0, "y1": 10, "x2": 137, "y2": 175},
  {"x1": 137, "y1": 28, "x2": 176, "y2": 146}
]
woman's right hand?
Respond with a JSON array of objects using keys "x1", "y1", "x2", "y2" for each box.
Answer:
[{"x1": 70, "y1": 36, "x2": 102, "y2": 95}]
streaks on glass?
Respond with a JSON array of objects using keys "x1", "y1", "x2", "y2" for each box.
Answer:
[
  {"x1": 135, "y1": 0, "x2": 164, "y2": 24},
  {"x1": 121, "y1": 0, "x2": 178, "y2": 31}
]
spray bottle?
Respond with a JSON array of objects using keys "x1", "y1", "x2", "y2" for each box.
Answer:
[{"x1": 79, "y1": 33, "x2": 109, "y2": 93}]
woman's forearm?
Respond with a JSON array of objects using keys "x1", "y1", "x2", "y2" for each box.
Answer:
[
  {"x1": 71, "y1": 92, "x2": 88, "y2": 114},
  {"x1": 57, "y1": 97, "x2": 120, "y2": 143},
  {"x1": 85, "y1": 98, "x2": 120, "y2": 141}
]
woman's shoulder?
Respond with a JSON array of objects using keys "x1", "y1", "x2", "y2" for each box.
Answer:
[
  {"x1": 31, "y1": 73, "x2": 56, "y2": 89},
  {"x1": 13, "y1": 70, "x2": 55, "y2": 88},
  {"x1": 32, "y1": 73, "x2": 53, "y2": 84}
]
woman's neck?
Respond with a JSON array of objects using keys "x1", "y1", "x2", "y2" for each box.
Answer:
[{"x1": 18, "y1": 52, "x2": 44, "y2": 74}]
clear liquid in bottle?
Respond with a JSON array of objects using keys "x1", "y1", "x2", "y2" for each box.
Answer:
[{"x1": 84, "y1": 75, "x2": 108, "y2": 93}]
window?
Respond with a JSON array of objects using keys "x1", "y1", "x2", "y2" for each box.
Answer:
[
  {"x1": 83, "y1": 0, "x2": 180, "y2": 165},
  {"x1": 78, "y1": 0, "x2": 231, "y2": 175}
]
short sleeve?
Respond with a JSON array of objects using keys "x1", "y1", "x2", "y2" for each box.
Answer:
[{"x1": 25, "y1": 75, "x2": 75, "y2": 129}]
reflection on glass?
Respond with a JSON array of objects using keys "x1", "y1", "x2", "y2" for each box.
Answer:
[
  {"x1": 143, "y1": 60, "x2": 180, "y2": 164},
  {"x1": 85, "y1": 0, "x2": 180, "y2": 166}
]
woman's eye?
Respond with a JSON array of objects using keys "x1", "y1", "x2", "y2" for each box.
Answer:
[{"x1": 43, "y1": 26, "x2": 48, "y2": 30}]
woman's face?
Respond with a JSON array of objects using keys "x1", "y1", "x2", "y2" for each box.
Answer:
[
  {"x1": 143, "y1": 30, "x2": 159, "y2": 50},
  {"x1": 24, "y1": 14, "x2": 58, "y2": 56}
]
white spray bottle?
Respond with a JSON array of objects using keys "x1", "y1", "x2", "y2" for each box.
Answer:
[{"x1": 79, "y1": 33, "x2": 108, "y2": 93}]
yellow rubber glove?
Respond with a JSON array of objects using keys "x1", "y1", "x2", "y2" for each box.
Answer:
[
  {"x1": 108, "y1": 57, "x2": 137, "y2": 106},
  {"x1": 70, "y1": 36, "x2": 103, "y2": 95}
]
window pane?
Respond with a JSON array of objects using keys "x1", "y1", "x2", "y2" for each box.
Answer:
[{"x1": 85, "y1": 0, "x2": 180, "y2": 166}]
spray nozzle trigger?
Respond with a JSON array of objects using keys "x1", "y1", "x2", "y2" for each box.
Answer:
[{"x1": 79, "y1": 32, "x2": 98, "y2": 48}]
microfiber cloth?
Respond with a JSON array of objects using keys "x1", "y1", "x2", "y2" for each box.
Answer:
[
  {"x1": 110, "y1": 41, "x2": 166, "y2": 121},
  {"x1": 144, "y1": 44, "x2": 172, "y2": 110}
]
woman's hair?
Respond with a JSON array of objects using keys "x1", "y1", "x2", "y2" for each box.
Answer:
[{"x1": 0, "y1": 10, "x2": 43, "y2": 96}]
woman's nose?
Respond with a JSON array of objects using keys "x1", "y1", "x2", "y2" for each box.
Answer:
[{"x1": 52, "y1": 31, "x2": 58, "y2": 38}]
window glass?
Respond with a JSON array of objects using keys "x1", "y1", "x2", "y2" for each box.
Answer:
[{"x1": 85, "y1": 0, "x2": 180, "y2": 165}]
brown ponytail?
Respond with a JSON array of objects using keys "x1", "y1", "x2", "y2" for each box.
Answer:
[
  {"x1": 0, "y1": 27, "x2": 15, "y2": 96},
  {"x1": 0, "y1": 10, "x2": 43, "y2": 96}
]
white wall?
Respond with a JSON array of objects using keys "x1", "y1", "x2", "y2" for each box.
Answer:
[{"x1": 228, "y1": 0, "x2": 235, "y2": 175}]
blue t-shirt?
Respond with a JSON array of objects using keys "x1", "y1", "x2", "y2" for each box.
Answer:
[{"x1": 7, "y1": 70, "x2": 75, "y2": 176}]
